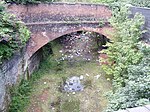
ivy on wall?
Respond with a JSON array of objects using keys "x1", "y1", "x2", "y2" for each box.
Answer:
[{"x1": 0, "y1": 1, "x2": 30, "y2": 63}]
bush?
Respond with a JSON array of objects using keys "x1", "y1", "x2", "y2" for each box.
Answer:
[
  {"x1": 9, "y1": 80, "x2": 32, "y2": 112},
  {"x1": 0, "y1": 1, "x2": 30, "y2": 63},
  {"x1": 130, "y1": 0, "x2": 150, "y2": 8},
  {"x1": 105, "y1": 45, "x2": 150, "y2": 112},
  {"x1": 101, "y1": 5, "x2": 150, "y2": 112},
  {"x1": 101, "y1": 6, "x2": 145, "y2": 88}
]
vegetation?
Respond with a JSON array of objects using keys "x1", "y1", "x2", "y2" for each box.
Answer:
[
  {"x1": 130, "y1": 0, "x2": 150, "y2": 8},
  {"x1": 3, "y1": 0, "x2": 150, "y2": 8},
  {"x1": 90, "y1": 0, "x2": 150, "y2": 8},
  {"x1": 9, "y1": 43, "x2": 54, "y2": 111},
  {"x1": 0, "y1": 1, "x2": 30, "y2": 63},
  {"x1": 101, "y1": 5, "x2": 150, "y2": 112},
  {"x1": 9, "y1": 60, "x2": 49, "y2": 112},
  {"x1": 1, "y1": 0, "x2": 149, "y2": 111},
  {"x1": 9, "y1": 41, "x2": 112, "y2": 112},
  {"x1": 9, "y1": 80, "x2": 32, "y2": 112}
]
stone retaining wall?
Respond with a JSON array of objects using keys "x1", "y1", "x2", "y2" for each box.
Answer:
[{"x1": 0, "y1": 47, "x2": 43, "y2": 111}]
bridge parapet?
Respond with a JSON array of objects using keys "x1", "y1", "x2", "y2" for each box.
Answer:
[
  {"x1": 7, "y1": 3, "x2": 113, "y2": 58},
  {"x1": 7, "y1": 3, "x2": 112, "y2": 23}
]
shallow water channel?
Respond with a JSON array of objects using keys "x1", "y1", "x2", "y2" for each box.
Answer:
[{"x1": 25, "y1": 32, "x2": 112, "y2": 112}]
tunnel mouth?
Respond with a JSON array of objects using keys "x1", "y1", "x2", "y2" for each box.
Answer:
[
  {"x1": 21, "y1": 30, "x2": 112, "y2": 112},
  {"x1": 43, "y1": 31, "x2": 111, "y2": 63}
]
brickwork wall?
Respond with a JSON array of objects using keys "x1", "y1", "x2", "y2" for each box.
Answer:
[
  {"x1": 7, "y1": 3, "x2": 113, "y2": 58},
  {"x1": 0, "y1": 48, "x2": 43, "y2": 111}
]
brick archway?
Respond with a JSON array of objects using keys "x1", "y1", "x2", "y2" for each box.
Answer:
[
  {"x1": 26, "y1": 25, "x2": 113, "y2": 58},
  {"x1": 7, "y1": 3, "x2": 114, "y2": 59}
]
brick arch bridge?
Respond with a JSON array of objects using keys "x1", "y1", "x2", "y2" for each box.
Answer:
[{"x1": 8, "y1": 3, "x2": 113, "y2": 58}]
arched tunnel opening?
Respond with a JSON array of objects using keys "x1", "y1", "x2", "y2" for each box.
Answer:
[
  {"x1": 40, "y1": 31, "x2": 111, "y2": 63},
  {"x1": 25, "y1": 31, "x2": 112, "y2": 112}
]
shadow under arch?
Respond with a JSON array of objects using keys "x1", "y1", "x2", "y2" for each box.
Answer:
[{"x1": 26, "y1": 26, "x2": 113, "y2": 59}]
